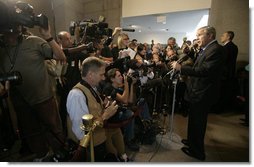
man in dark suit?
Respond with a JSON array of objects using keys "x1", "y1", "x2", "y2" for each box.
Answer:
[
  {"x1": 218, "y1": 31, "x2": 239, "y2": 111},
  {"x1": 220, "y1": 31, "x2": 238, "y2": 80},
  {"x1": 171, "y1": 26, "x2": 225, "y2": 160}
]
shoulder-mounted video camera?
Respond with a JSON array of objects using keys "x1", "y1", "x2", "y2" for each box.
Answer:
[
  {"x1": 0, "y1": 1, "x2": 48, "y2": 33},
  {"x1": 69, "y1": 16, "x2": 113, "y2": 45}
]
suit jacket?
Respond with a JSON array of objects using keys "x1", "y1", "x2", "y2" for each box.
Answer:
[
  {"x1": 181, "y1": 41, "x2": 225, "y2": 104},
  {"x1": 223, "y1": 41, "x2": 238, "y2": 79}
]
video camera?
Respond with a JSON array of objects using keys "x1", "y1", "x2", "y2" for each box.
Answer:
[
  {"x1": 0, "y1": 1, "x2": 48, "y2": 33},
  {"x1": 69, "y1": 16, "x2": 113, "y2": 45}
]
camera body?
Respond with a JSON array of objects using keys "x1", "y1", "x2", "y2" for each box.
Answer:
[
  {"x1": 69, "y1": 17, "x2": 113, "y2": 53},
  {"x1": 0, "y1": 1, "x2": 48, "y2": 33},
  {"x1": 69, "y1": 19, "x2": 113, "y2": 40},
  {"x1": 0, "y1": 71, "x2": 23, "y2": 85}
]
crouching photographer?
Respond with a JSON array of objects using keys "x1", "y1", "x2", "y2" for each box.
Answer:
[
  {"x1": 0, "y1": 1, "x2": 68, "y2": 161},
  {"x1": 102, "y1": 68, "x2": 140, "y2": 155}
]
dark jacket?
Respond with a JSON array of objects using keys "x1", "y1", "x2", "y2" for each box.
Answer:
[
  {"x1": 223, "y1": 41, "x2": 238, "y2": 80},
  {"x1": 181, "y1": 41, "x2": 225, "y2": 104}
]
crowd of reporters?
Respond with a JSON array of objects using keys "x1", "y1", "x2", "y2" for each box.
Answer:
[{"x1": 0, "y1": 18, "x2": 245, "y2": 162}]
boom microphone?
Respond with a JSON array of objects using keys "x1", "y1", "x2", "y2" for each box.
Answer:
[{"x1": 122, "y1": 28, "x2": 135, "y2": 32}]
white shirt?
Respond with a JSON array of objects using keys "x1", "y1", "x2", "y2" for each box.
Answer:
[
  {"x1": 66, "y1": 88, "x2": 89, "y2": 140},
  {"x1": 202, "y1": 39, "x2": 217, "y2": 51}
]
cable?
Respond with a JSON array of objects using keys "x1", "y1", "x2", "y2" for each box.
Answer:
[{"x1": 147, "y1": 112, "x2": 168, "y2": 162}]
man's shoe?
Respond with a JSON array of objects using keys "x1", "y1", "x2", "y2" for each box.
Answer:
[
  {"x1": 181, "y1": 147, "x2": 205, "y2": 161},
  {"x1": 126, "y1": 140, "x2": 140, "y2": 151},
  {"x1": 181, "y1": 139, "x2": 189, "y2": 146}
]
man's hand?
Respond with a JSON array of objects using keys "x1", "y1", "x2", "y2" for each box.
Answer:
[
  {"x1": 39, "y1": 23, "x2": 52, "y2": 40},
  {"x1": 0, "y1": 81, "x2": 9, "y2": 96},
  {"x1": 112, "y1": 27, "x2": 122, "y2": 37},
  {"x1": 171, "y1": 61, "x2": 181, "y2": 71},
  {"x1": 102, "y1": 100, "x2": 118, "y2": 120},
  {"x1": 39, "y1": 24, "x2": 67, "y2": 64}
]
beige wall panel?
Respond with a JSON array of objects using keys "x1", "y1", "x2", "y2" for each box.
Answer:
[
  {"x1": 209, "y1": 0, "x2": 249, "y2": 62},
  {"x1": 122, "y1": 0, "x2": 211, "y2": 17}
]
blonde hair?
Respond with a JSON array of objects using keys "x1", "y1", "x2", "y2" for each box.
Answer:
[{"x1": 117, "y1": 33, "x2": 129, "y2": 49}]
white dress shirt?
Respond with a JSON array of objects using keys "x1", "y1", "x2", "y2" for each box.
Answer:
[{"x1": 66, "y1": 88, "x2": 89, "y2": 140}]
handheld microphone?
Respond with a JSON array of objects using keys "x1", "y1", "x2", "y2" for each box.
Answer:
[
  {"x1": 122, "y1": 28, "x2": 135, "y2": 32},
  {"x1": 166, "y1": 54, "x2": 189, "y2": 80}
]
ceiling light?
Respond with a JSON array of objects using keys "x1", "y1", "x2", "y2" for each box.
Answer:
[{"x1": 129, "y1": 24, "x2": 137, "y2": 28}]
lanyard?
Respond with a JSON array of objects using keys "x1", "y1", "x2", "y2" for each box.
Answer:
[{"x1": 4, "y1": 36, "x2": 22, "y2": 72}]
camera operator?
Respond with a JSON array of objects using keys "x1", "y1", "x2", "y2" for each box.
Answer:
[
  {"x1": 102, "y1": 68, "x2": 140, "y2": 153},
  {"x1": 165, "y1": 37, "x2": 181, "y2": 55},
  {"x1": 171, "y1": 26, "x2": 225, "y2": 161},
  {"x1": 96, "y1": 37, "x2": 114, "y2": 64},
  {"x1": 148, "y1": 53, "x2": 170, "y2": 114},
  {"x1": 0, "y1": 21, "x2": 67, "y2": 161},
  {"x1": 125, "y1": 58, "x2": 153, "y2": 121},
  {"x1": 152, "y1": 53, "x2": 169, "y2": 78},
  {"x1": 56, "y1": 30, "x2": 92, "y2": 134}
]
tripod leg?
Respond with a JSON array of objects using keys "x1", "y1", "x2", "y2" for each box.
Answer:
[
  {"x1": 152, "y1": 87, "x2": 158, "y2": 116},
  {"x1": 169, "y1": 79, "x2": 178, "y2": 140}
]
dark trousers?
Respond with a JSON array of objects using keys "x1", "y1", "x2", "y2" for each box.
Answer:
[
  {"x1": 12, "y1": 96, "x2": 65, "y2": 156},
  {"x1": 187, "y1": 101, "x2": 210, "y2": 157}
]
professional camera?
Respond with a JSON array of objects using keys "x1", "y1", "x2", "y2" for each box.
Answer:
[
  {"x1": 0, "y1": 1, "x2": 48, "y2": 33},
  {"x1": 69, "y1": 16, "x2": 113, "y2": 43},
  {"x1": 106, "y1": 56, "x2": 132, "y2": 74},
  {"x1": 0, "y1": 71, "x2": 23, "y2": 85}
]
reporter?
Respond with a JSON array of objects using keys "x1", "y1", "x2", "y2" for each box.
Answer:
[
  {"x1": 57, "y1": 31, "x2": 90, "y2": 133},
  {"x1": 0, "y1": 24, "x2": 66, "y2": 160},
  {"x1": 111, "y1": 33, "x2": 130, "y2": 61}
]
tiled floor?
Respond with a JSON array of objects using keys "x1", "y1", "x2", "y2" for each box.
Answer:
[
  {"x1": 127, "y1": 110, "x2": 249, "y2": 163},
  {"x1": 0, "y1": 109, "x2": 250, "y2": 164}
]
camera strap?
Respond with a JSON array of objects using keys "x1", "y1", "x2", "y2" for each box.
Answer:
[
  {"x1": 80, "y1": 80, "x2": 102, "y2": 104},
  {"x1": 4, "y1": 35, "x2": 23, "y2": 72}
]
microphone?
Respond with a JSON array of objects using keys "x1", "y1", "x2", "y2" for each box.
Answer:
[
  {"x1": 170, "y1": 69, "x2": 177, "y2": 80},
  {"x1": 166, "y1": 54, "x2": 189, "y2": 80},
  {"x1": 176, "y1": 54, "x2": 189, "y2": 64},
  {"x1": 122, "y1": 28, "x2": 135, "y2": 32}
]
